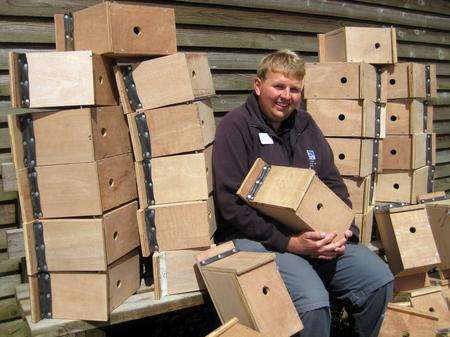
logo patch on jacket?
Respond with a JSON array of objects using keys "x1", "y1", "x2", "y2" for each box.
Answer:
[{"x1": 306, "y1": 149, "x2": 316, "y2": 168}]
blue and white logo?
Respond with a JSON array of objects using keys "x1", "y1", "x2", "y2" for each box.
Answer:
[{"x1": 306, "y1": 149, "x2": 316, "y2": 168}]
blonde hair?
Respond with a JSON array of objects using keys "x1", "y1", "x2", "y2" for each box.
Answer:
[{"x1": 257, "y1": 49, "x2": 305, "y2": 80}]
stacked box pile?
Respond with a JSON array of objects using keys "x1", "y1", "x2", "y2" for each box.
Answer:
[
  {"x1": 305, "y1": 27, "x2": 394, "y2": 244},
  {"x1": 112, "y1": 30, "x2": 217, "y2": 300},
  {"x1": 7, "y1": 2, "x2": 182, "y2": 322}
]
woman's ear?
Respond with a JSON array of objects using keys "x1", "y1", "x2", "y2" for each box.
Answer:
[{"x1": 254, "y1": 77, "x2": 262, "y2": 96}]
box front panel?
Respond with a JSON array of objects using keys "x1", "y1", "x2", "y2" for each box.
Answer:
[
  {"x1": 343, "y1": 176, "x2": 371, "y2": 214},
  {"x1": 386, "y1": 100, "x2": 411, "y2": 134},
  {"x1": 375, "y1": 171, "x2": 413, "y2": 203},
  {"x1": 346, "y1": 28, "x2": 394, "y2": 64},
  {"x1": 304, "y1": 63, "x2": 359, "y2": 99},
  {"x1": 427, "y1": 205, "x2": 450, "y2": 270},
  {"x1": 379, "y1": 306, "x2": 437, "y2": 337},
  {"x1": 410, "y1": 292, "x2": 450, "y2": 329},
  {"x1": 27, "y1": 51, "x2": 95, "y2": 107},
  {"x1": 186, "y1": 53, "x2": 215, "y2": 98},
  {"x1": 110, "y1": 4, "x2": 176, "y2": 55},
  {"x1": 307, "y1": 99, "x2": 364, "y2": 137},
  {"x1": 390, "y1": 209, "x2": 440, "y2": 273},
  {"x1": 327, "y1": 138, "x2": 363, "y2": 176},
  {"x1": 386, "y1": 63, "x2": 409, "y2": 99},
  {"x1": 381, "y1": 135, "x2": 412, "y2": 170}
]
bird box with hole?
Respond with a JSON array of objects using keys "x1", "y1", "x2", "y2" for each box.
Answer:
[
  {"x1": 54, "y1": 3, "x2": 177, "y2": 56},
  {"x1": 380, "y1": 133, "x2": 435, "y2": 170},
  {"x1": 318, "y1": 27, "x2": 397, "y2": 64},
  {"x1": 206, "y1": 318, "x2": 266, "y2": 337},
  {"x1": 420, "y1": 197, "x2": 450, "y2": 272},
  {"x1": 15, "y1": 152, "x2": 137, "y2": 224},
  {"x1": 28, "y1": 248, "x2": 140, "y2": 322},
  {"x1": 23, "y1": 201, "x2": 139, "y2": 275},
  {"x1": 375, "y1": 166, "x2": 433, "y2": 204},
  {"x1": 197, "y1": 242, "x2": 303, "y2": 337},
  {"x1": 135, "y1": 146, "x2": 213, "y2": 208},
  {"x1": 304, "y1": 62, "x2": 387, "y2": 102},
  {"x1": 326, "y1": 138, "x2": 380, "y2": 177},
  {"x1": 153, "y1": 248, "x2": 207, "y2": 300},
  {"x1": 115, "y1": 53, "x2": 215, "y2": 114},
  {"x1": 127, "y1": 100, "x2": 215, "y2": 161},
  {"x1": 9, "y1": 51, "x2": 116, "y2": 108},
  {"x1": 136, "y1": 197, "x2": 216, "y2": 257},
  {"x1": 343, "y1": 175, "x2": 375, "y2": 214},
  {"x1": 398, "y1": 286, "x2": 450, "y2": 329},
  {"x1": 386, "y1": 100, "x2": 433, "y2": 135},
  {"x1": 375, "y1": 204, "x2": 440, "y2": 276},
  {"x1": 378, "y1": 304, "x2": 438, "y2": 337},
  {"x1": 236, "y1": 158, "x2": 354, "y2": 240},
  {"x1": 384, "y1": 63, "x2": 437, "y2": 99},
  {"x1": 8, "y1": 106, "x2": 131, "y2": 170},
  {"x1": 307, "y1": 99, "x2": 386, "y2": 138}
]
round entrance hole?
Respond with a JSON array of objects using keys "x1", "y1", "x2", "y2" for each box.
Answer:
[
  {"x1": 133, "y1": 26, "x2": 142, "y2": 36},
  {"x1": 116, "y1": 280, "x2": 122, "y2": 288},
  {"x1": 338, "y1": 153, "x2": 345, "y2": 160},
  {"x1": 113, "y1": 232, "x2": 119, "y2": 240},
  {"x1": 390, "y1": 115, "x2": 397, "y2": 122},
  {"x1": 390, "y1": 149, "x2": 397, "y2": 155},
  {"x1": 409, "y1": 227, "x2": 416, "y2": 233},
  {"x1": 101, "y1": 128, "x2": 107, "y2": 137},
  {"x1": 317, "y1": 203, "x2": 323, "y2": 211},
  {"x1": 262, "y1": 286, "x2": 269, "y2": 295},
  {"x1": 375, "y1": 42, "x2": 381, "y2": 49},
  {"x1": 109, "y1": 178, "x2": 114, "y2": 187},
  {"x1": 393, "y1": 183, "x2": 400, "y2": 189},
  {"x1": 340, "y1": 77, "x2": 347, "y2": 84},
  {"x1": 338, "y1": 114, "x2": 346, "y2": 121},
  {"x1": 389, "y1": 79, "x2": 396, "y2": 85}
]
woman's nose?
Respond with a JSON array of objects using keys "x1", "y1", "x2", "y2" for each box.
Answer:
[{"x1": 280, "y1": 88, "x2": 290, "y2": 99}]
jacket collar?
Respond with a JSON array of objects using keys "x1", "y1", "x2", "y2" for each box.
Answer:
[{"x1": 245, "y1": 91, "x2": 310, "y2": 136}]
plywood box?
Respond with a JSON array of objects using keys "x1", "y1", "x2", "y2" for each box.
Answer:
[
  {"x1": 375, "y1": 166, "x2": 432, "y2": 204},
  {"x1": 237, "y1": 158, "x2": 354, "y2": 240},
  {"x1": 9, "y1": 51, "x2": 116, "y2": 108},
  {"x1": 375, "y1": 204, "x2": 440, "y2": 276},
  {"x1": 318, "y1": 27, "x2": 397, "y2": 64},
  {"x1": 128, "y1": 100, "x2": 215, "y2": 161},
  {"x1": 23, "y1": 201, "x2": 139, "y2": 275},
  {"x1": 355, "y1": 206, "x2": 374, "y2": 246},
  {"x1": 54, "y1": 3, "x2": 176, "y2": 56},
  {"x1": 115, "y1": 53, "x2": 215, "y2": 114},
  {"x1": 327, "y1": 138, "x2": 379, "y2": 177},
  {"x1": 137, "y1": 197, "x2": 216, "y2": 257},
  {"x1": 197, "y1": 243, "x2": 303, "y2": 337},
  {"x1": 153, "y1": 249, "x2": 207, "y2": 300},
  {"x1": 206, "y1": 318, "x2": 266, "y2": 337},
  {"x1": 394, "y1": 273, "x2": 430, "y2": 293},
  {"x1": 307, "y1": 99, "x2": 386, "y2": 138},
  {"x1": 386, "y1": 99, "x2": 433, "y2": 134},
  {"x1": 16, "y1": 153, "x2": 137, "y2": 223},
  {"x1": 343, "y1": 175, "x2": 374, "y2": 214},
  {"x1": 304, "y1": 62, "x2": 387, "y2": 102},
  {"x1": 424, "y1": 202, "x2": 450, "y2": 271},
  {"x1": 136, "y1": 146, "x2": 212, "y2": 207},
  {"x1": 28, "y1": 249, "x2": 140, "y2": 322},
  {"x1": 378, "y1": 304, "x2": 438, "y2": 337},
  {"x1": 385, "y1": 63, "x2": 437, "y2": 99},
  {"x1": 380, "y1": 133, "x2": 435, "y2": 170},
  {"x1": 8, "y1": 106, "x2": 130, "y2": 169}
]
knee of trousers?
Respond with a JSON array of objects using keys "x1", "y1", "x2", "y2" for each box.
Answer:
[{"x1": 289, "y1": 286, "x2": 330, "y2": 314}]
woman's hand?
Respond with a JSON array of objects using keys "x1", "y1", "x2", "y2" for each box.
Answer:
[{"x1": 286, "y1": 231, "x2": 347, "y2": 260}]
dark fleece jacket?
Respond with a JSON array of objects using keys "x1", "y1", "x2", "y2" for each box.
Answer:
[{"x1": 213, "y1": 92, "x2": 358, "y2": 253}]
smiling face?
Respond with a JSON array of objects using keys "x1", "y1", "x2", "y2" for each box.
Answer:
[{"x1": 254, "y1": 71, "x2": 303, "y2": 130}]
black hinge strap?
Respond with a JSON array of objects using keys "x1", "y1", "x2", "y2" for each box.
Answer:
[
  {"x1": 376, "y1": 67, "x2": 382, "y2": 103},
  {"x1": 140, "y1": 254, "x2": 153, "y2": 287},
  {"x1": 423, "y1": 101, "x2": 429, "y2": 133},
  {"x1": 428, "y1": 166, "x2": 435, "y2": 193},
  {"x1": 426, "y1": 134, "x2": 433, "y2": 166},
  {"x1": 419, "y1": 194, "x2": 448, "y2": 204},
  {"x1": 144, "y1": 207, "x2": 158, "y2": 251},
  {"x1": 374, "y1": 103, "x2": 381, "y2": 138},
  {"x1": 121, "y1": 65, "x2": 142, "y2": 111},
  {"x1": 17, "y1": 53, "x2": 30, "y2": 108},
  {"x1": 425, "y1": 65, "x2": 431, "y2": 99},
  {"x1": 372, "y1": 139, "x2": 380, "y2": 173},
  {"x1": 199, "y1": 248, "x2": 240, "y2": 266},
  {"x1": 33, "y1": 222, "x2": 52, "y2": 319},
  {"x1": 375, "y1": 202, "x2": 409, "y2": 213},
  {"x1": 19, "y1": 115, "x2": 42, "y2": 218},
  {"x1": 142, "y1": 159, "x2": 155, "y2": 206},
  {"x1": 369, "y1": 173, "x2": 376, "y2": 205},
  {"x1": 135, "y1": 113, "x2": 152, "y2": 160},
  {"x1": 247, "y1": 164, "x2": 271, "y2": 201},
  {"x1": 63, "y1": 13, "x2": 74, "y2": 51}
]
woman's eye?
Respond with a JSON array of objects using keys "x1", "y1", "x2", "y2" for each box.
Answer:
[{"x1": 291, "y1": 88, "x2": 300, "y2": 93}]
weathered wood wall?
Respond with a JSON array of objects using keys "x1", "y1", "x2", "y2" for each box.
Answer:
[{"x1": 0, "y1": 0, "x2": 450, "y2": 190}]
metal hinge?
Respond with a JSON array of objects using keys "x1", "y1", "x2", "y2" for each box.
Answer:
[
  {"x1": 33, "y1": 221, "x2": 52, "y2": 319},
  {"x1": 142, "y1": 159, "x2": 155, "y2": 206},
  {"x1": 247, "y1": 164, "x2": 271, "y2": 201},
  {"x1": 144, "y1": 207, "x2": 158, "y2": 251},
  {"x1": 423, "y1": 101, "x2": 429, "y2": 133},
  {"x1": 63, "y1": 13, "x2": 74, "y2": 51},
  {"x1": 199, "y1": 248, "x2": 240, "y2": 266},
  {"x1": 372, "y1": 139, "x2": 380, "y2": 173},
  {"x1": 375, "y1": 202, "x2": 409, "y2": 213},
  {"x1": 376, "y1": 67, "x2": 382, "y2": 103},
  {"x1": 135, "y1": 113, "x2": 152, "y2": 160},
  {"x1": 17, "y1": 54, "x2": 30, "y2": 108},
  {"x1": 374, "y1": 103, "x2": 381, "y2": 138},
  {"x1": 121, "y1": 65, "x2": 142, "y2": 111},
  {"x1": 426, "y1": 134, "x2": 433, "y2": 166},
  {"x1": 425, "y1": 65, "x2": 431, "y2": 99},
  {"x1": 419, "y1": 193, "x2": 448, "y2": 204},
  {"x1": 369, "y1": 173, "x2": 376, "y2": 205},
  {"x1": 19, "y1": 115, "x2": 42, "y2": 218},
  {"x1": 428, "y1": 166, "x2": 435, "y2": 193},
  {"x1": 140, "y1": 254, "x2": 153, "y2": 287}
]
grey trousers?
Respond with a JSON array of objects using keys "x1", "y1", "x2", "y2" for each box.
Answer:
[{"x1": 234, "y1": 239, "x2": 394, "y2": 337}]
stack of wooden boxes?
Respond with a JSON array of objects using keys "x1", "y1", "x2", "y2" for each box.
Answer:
[
  {"x1": 113, "y1": 32, "x2": 217, "y2": 299},
  {"x1": 7, "y1": 2, "x2": 181, "y2": 322},
  {"x1": 304, "y1": 27, "x2": 392, "y2": 244}
]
